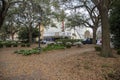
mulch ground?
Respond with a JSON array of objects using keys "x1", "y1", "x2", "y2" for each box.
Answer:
[{"x1": 0, "y1": 44, "x2": 120, "y2": 80}]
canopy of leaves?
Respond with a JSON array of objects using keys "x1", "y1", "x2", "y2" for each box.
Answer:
[
  {"x1": 110, "y1": 0, "x2": 120, "y2": 49},
  {"x1": 18, "y1": 27, "x2": 39, "y2": 41}
]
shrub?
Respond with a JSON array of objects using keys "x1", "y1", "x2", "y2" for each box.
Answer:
[
  {"x1": 56, "y1": 39, "x2": 82, "y2": 46},
  {"x1": 43, "y1": 44, "x2": 65, "y2": 52},
  {"x1": 95, "y1": 46, "x2": 101, "y2": 51},
  {"x1": 66, "y1": 44, "x2": 72, "y2": 48},
  {"x1": 5, "y1": 43, "x2": 12, "y2": 47},
  {"x1": 0, "y1": 43, "x2": 3, "y2": 48},
  {"x1": 30, "y1": 49, "x2": 39, "y2": 54},
  {"x1": 13, "y1": 43, "x2": 18, "y2": 47},
  {"x1": 21, "y1": 43, "x2": 26, "y2": 47},
  {"x1": 117, "y1": 49, "x2": 120, "y2": 55},
  {"x1": 26, "y1": 43, "x2": 30, "y2": 47},
  {"x1": 14, "y1": 49, "x2": 40, "y2": 55},
  {"x1": 22, "y1": 50, "x2": 32, "y2": 56}
]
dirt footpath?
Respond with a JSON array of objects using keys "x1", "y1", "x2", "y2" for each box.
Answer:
[{"x1": 0, "y1": 45, "x2": 119, "y2": 80}]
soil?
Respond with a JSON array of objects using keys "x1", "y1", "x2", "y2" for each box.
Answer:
[{"x1": 0, "y1": 44, "x2": 120, "y2": 80}]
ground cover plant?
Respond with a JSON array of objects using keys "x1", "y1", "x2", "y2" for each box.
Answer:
[{"x1": 14, "y1": 44, "x2": 65, "y2": 55}]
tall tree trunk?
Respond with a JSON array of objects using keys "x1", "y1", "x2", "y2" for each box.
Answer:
[
  {"x1": 100, "y1": 6, "x2": 112, "y2": 57},
  {"x1": 0, "y1": 0, "x2": 9, "y2": 29},
  {"x1": 28, "y1": 24, "x2": 33, "y2": 43},
  {"x1": 11, "y1": 33, "x2": 14, "y2": 40},
  {"x1": 0, "y1": 16, "x2": 4, "y2": 29},
  {"x1": 92, "y1": 26, "x2": 97, "y2": 44},
  {"x1": 28, "y1": 30, "x2": 32, "y2": 43}
]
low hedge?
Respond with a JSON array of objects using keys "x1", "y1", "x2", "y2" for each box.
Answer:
[
  {"x1": 95, "y1": 46, "x2": 101, "y2": 51},
  {"x1": 13, "y1": 43, "x2": 18, "y2": 47},
  {"x1": 14, "y1": 49, "x2": 39, "y2": 56},
  {"x1": 117, "y1": 49, "x2": 120, "y2": 55},
  {"x1": 21, "y1": 43, "x2": 26, "y2": 47},
  {"x1": 26, "y1": 43, "x2": 30, "y2": 47},
  {"x1": 0, "y1": 43, "x2": 3, "y2": 48}
]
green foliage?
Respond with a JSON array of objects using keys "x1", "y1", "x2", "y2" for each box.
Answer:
[
  {"x1": 21, "y1": 43, "x2": 26, "y2": 47},
  {"x1": 26, "y1": 43, "x2": 31, "y2": 47},
  {"x1": 18, "y1": 27, "x2": 39, "y2": 42},
  {"x1": 65, "y1": 44, "x2": 72, "y2": 48},
  {"x1": 56, "y1": 39, "x2": 82, "y2": 46},
  {"x1": 117, "y1": 49, "x2": 120, "y2": 55},
  {"x1": 14, "y1": 43, "x2": 65, "y2": 56},
  {"x1": 4, "y1": 41, "x2": 12, "y2": 47},
  {"x1": 0, "y1": 41, "x2": 19, "y2": 48},
  {"x1": 110, "y1": 0, "x2": 120, "y2": 49},
  {"x1": 0, "y1": 43, "x2": 3, "y2": 48},
  {"x1": 13, "y1": 43, "x2": 18, "y2": 47},
  {"x1": 94, "y1": 46, "x2": 101, "y2": 51},
  {"x1": 43, "y1": 44, "x2": 65, "y2": 52},
  {"x1": 14, "y1": 49, "x2": 39, "y2": 56}
]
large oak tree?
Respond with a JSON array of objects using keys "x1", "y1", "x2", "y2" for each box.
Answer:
[{"x1": 91, "y1": 0, "x2": 113, "y2": 57}]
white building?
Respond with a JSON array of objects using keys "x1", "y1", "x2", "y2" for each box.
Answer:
[{"x1": 43, "y1": 25, "x2": 93, "y2": 40}]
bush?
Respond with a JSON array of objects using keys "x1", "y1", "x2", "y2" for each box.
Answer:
[
  {"x1": 43, "y1": 44, "x2": 65, "y2": 52},
  {"x1": 14, "y1": 49, "x2": 40, "y2": 56},
  {"x1": 95, "y1": 46, "x2": 101, "y2": 51},
  {"x1": 13, "y1": 43, "x2": 18, "y2": 47},
  {"x1": 26, "y1": 43, "x2": 30, "y2": 47},
  {"x1": 117, "y1": 49, "x2": 120, "y2": 55},
  {"x1": 66, "y1": 44, "x2": 72, "y2": 48},
  {"x1": 21, "y1": 43, "x2": 26, "y2": 47},
  {"x1": 0, "y1": 43, "x2": 3, "y2": 48},
  {"x1": 5, "y1": 43, "x2": 12, "y2": 47},
  {"x1": 56, "y1": 39, "x2": 82, "y2": 46}
]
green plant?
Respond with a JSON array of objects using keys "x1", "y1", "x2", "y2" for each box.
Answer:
[
  {"x1": 26, "y1": 43, "x2": 30, "y2": 47},
  {"x1": 21, "y1": 43, "x2": 26, "y2": 47},
  {"x1": 43, "y1": 44, "x2": 65, "y2": 52},
  {"x1": 22, "y1": 50, "x2": 32, "y2": 56},
  {"x1": 65, "y1": 44, "x2": 72, "y2": 48},
  {"x1": 14, "y1": 49, "x2": 40, "y2": 56},
  {"x1": 13, "y1": 43, "x2": 18, "y2": 47},
  {"x1": 0, "y1": 43, "x2": 3, "y2": 48},
  {"x1": 95, "y1": 46, "x2": 101, "y2": 51},
  {"x1": 18, "y1": 27, "x2": 39, "y2": 42},
  {"x1": 30, "y1": 49, "x2": 39, "y2": 54},
  {"x1": 5, "y1": 43, "x2": 12, "y2": 47},
  {"x1": 117, "y1": 49, "x2": 120, "y2": 55}
]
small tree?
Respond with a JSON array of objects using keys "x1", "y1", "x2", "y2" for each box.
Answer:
[{"x1": 18, "y1": 27, "x2": 39, "y2": 42}]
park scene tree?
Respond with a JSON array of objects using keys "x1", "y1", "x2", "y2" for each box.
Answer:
[{"x1": 0, "y1": 0, "x2": 120, "y2": 80}]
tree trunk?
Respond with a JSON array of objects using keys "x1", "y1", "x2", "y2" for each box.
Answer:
[
  {"x1": 11, "y1": 33, "x2": 14, "y2": 40},
  {"x1": 0, "y1": 0, "x2": 9, "y2": 29},
  {"x1": 28, "y1": 30, "x2": 32, "y2": 43},
  {"x1": 100, "y1": 6, "x2": 112, "y2": 57},
  {"x1": 28, "y1": 24, "x2": 33, "y2": 43},
  {"x1": 0, "y1": 16, "x2": 4, "y2": 29},
  {"x1": 92, "y1": 26, "x2": 97, "y2": 44}
]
